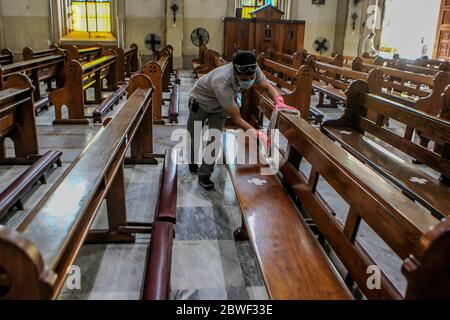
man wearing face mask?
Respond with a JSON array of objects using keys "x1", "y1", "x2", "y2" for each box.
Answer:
[{"x1": 188, "y1": 51, "x2": 288, "y2": 190}]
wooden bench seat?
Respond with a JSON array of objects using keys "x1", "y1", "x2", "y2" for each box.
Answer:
[
  {"x1": 324, "y1": 128, "x2": 450, "y2": 218},
  {"x1": 322, "y1": 80, "x2": 450, "y2": 219},
  {"x1": 0, "y1": 151, "x2": 62, "y2": 220},
  {"x1": 224, "y1": 133, "x2": 352, "y2": 300},
  {"x1": 0, "y1": 74, "x2": 162, "y2": 299}
]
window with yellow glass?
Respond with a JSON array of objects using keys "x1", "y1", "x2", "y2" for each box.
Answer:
[
  {"x1": 240, "y1": 0, "x2": 279, "y2": 19},
  {"x1": 68, "y1": 0, "x2": 112, "y2": 35}
]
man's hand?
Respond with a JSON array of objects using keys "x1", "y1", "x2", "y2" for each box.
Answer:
[
  {"x1": 274, "y1": 96, "x2": 298, "y2": 112},
  {"x1": 254, "y1": 130, "x2": 271, "y2": 150}
]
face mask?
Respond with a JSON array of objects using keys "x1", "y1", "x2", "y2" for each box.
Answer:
[{"x1": 238, "y1": 78, "x2": 255, "y2": 90}]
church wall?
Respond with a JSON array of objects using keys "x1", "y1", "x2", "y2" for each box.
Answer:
[
  {"x1": 292, "y1": 0, "x2": 338, "y2": 54},
  {"x1": 183, "y1": 0, "x2": 228, "y2": 56},
  {"x1": 124, "y1": 0, "x2": 166, "y2": 55},
  {"x1": 0, "y1": 0, "x2": 50, "y2": 53},
  {"x1": 342, "y1": 0, "x2": 367, "y2": 57}
]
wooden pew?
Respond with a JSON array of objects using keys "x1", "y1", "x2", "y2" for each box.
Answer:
[
  {"x1": 142, "y1": 51, "x2": 172, "y2": 124},
  {"x1": 0, "y1": 74, "x2": 62, "y2": 220},
  {"x1": 192, "y1": 45, "x2": 207, "y2": 70},
  {"x1": 312, "y1": 53, "x2": 344, "y2": 67},
  {"x1": 22, "y1": 45, "x2": 65, "y2": 61},
  {"x1": 49, "y1": 52, "x2": 119, "y2": 125},
  {"x1": 352, "y1": 58, "x2": 450, "y2": 117},
  {"x1": 116, "y1": 44, "x2": 140, "y2": 83},
  {"x1": 266, "y1": 48, "x2": 306, "y2": 69},
  {"x1": 0, "y1": 49, "x2": 14, "y2": 66},
  {"x1": 0, "y1": 74, "x2": 173, "y2": 299},
  {"x1": 253, "y1": 53, "x2": 323, "y2": 123},
  {"x1": 22, "y1": 45, "x2": 66, "y2": 93},
  {"x1": 0, "y1": 53, "x2": 65, "y2": 113},
  {"x1": 306, "y1": 56, "x2": 383, "y2": 110},
  {"x1": 225, "y1": 92, "x2": 450, "y2": 299},
  {"x1": 194, "y1": 49, "x2": 225, "y2": 78},
  {"x1": 321, "y1": 80, "x2": 450, "y2": 219},
  {"x1": 66, "y1": 45, "x2": 103, "y2": 64},
  {"x1": 414, "y1": 57, "x2": 450, "y2": 71},
  {"x1": 1, "y1": 74, "x2": 41, "y2": 164}
]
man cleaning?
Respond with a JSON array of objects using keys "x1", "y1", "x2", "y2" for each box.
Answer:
[{"x1": 188, "y1": 51, "x2": 295, "y2": 190}]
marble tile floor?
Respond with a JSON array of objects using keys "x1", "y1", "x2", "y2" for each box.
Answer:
[{"x1": 0, "y1": 70, "x2": 438, "y2": 300}]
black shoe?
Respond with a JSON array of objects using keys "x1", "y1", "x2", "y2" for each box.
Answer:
[
  {"x1": 189, "y1": 164, "x2": 199, "y2": 174},
  {"x1": 199, "y1": 177, "x2": 215, "y2": 190}
]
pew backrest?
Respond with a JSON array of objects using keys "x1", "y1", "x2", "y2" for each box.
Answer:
[
  {"x1": 326, "y1": 80, "x2": 450, "y2": 180},
  {"x1": 273, "y1": 107, "x2": 449, "y2": 299},
  {"x1": 257, "y1": 53, "x2": 314, "y2": 120}
]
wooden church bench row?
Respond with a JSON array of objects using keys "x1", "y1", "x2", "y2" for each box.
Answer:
[
  {"x1": 49, "y1": 52, "x2": 119, "y2": 125},
  {"x1": 374, "y1": 56, "x2": 450, "y2": 72},
  {"x1": 0, "y1": 49, "x2": 14, "y2": 66},
  {"x1": 194, "y1": 49, "x2": 227, "y2": 78},
  {"x1": 116, "y1": 44, "x2": 140, "y2": 83},
  {"x1": 321, "y1": 80, "x2": 450, "y2": 219},
  {"x1": 22, "y1": 44, "x2": 66, "y2": 61},
  {"x1": 0, "y1": 74, "x2": 176, "y2": 300},
  {"x1": 0, "y1": 74, "x2": 42, "y2": 164},
  {"x1": 66, "y1": 45, "x2": 103, "y2": 64},
  {"x1": 142, "y1": 47, "x2": 175, "y2": 124},
  {"x1": 0, "y1": 74, "x2": 62, "y2": 220},
  {"x1": 305, "y1": 56, "x2": 384, "y2": 109},
  {"x1": 223, "y1": 130, "x2": 352, "y2": 300},
  {"x1": 255, "y1": 53, "x2": 323, "y2": 124},
  {"x1": 266, "y1": 48, "x2": 306, "y2": 69},
  {"x1": 351, "y1": 58, "x2": 450, "y2": 117},
  {"x1": 228, "y1": 89, "x2": 450, "y2": 299},
  {"x1": 0, "y1": 51, "x2": 65, "y2": 112}
]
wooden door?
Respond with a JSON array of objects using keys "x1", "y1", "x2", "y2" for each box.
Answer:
[{"x1": 434, "y1": 0, "x2": 450, "y2": 60}]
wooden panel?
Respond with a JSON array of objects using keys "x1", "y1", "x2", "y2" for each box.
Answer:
[{"x1": 434, "y1": 0, "x2": 450, "y2": 60}]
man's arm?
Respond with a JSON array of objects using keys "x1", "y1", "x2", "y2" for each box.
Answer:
[
  {"x1": 224, "y1": 103, "x2": 270, "y2": 149},
  {"x1": 224, "y1": 102, "x2": 254, "y2": 132},
  {"x1": 255, "y1": 79, "x2": 281, "y2": 102}
]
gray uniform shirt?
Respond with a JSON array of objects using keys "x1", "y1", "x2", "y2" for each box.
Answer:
[{"x1": 190, "y1": 63, "x2": 267, "y2": 114}]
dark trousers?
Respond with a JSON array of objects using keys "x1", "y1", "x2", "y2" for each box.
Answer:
[{"x1": 187, "y1": 98, "x2": 227, "y2": 178}]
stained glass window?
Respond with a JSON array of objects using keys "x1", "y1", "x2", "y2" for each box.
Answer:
[
  {"x1": 240, "y1": 0, "x2": 279, "y2": 19},
  {"x1": 69, "y1": 0, "x2": 112, "y2": 33}
]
